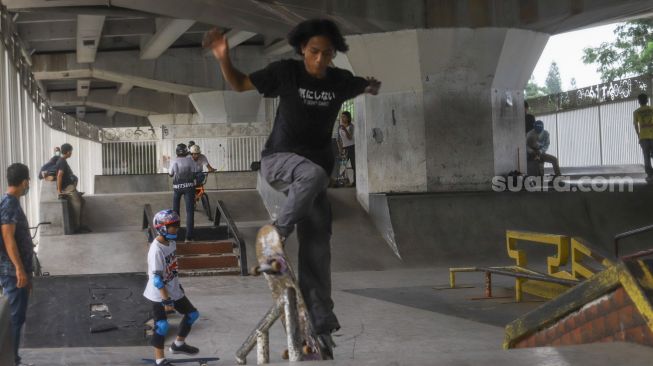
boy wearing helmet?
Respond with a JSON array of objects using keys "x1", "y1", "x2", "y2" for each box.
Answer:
[
  {"x1": 169, "y1": 143, "x2": 199, "y2": 241},
  {"x1": 188, "y1": 145, "x2": 216, "y2": 172},
  {"x1": 144, "y1": 209, "x2": 201, "y2": 366}
]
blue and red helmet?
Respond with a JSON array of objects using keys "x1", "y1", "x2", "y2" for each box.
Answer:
[{"x1": 153, "y1": 209, "x2": 180, "y2": 236}]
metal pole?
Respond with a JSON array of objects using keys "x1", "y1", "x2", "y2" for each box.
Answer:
[
  {"x1": 256, "y1": 330, "x2": 269, "y2": 365},
  {"x1": 598, "y1": 105, "x2": 603, "y2": 165},
  {"x1": 484, "y1": 272, "x2": 492, "y2": 298},
  {"x1": 235, "y1": 303, "x2": 282, "y2": 365},
  {"x1": 283, "y1": 287, "x2": 302, "y2": 362}
]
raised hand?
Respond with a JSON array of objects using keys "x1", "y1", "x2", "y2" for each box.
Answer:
[
  {"x1": 365, "y1": 77, "x2": 382, "y2": 95},
  {"x1": 203, "y1": 27, "x2": 229, "y2": 61}
]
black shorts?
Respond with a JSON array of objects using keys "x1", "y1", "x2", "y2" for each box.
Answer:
[{"x1": 151, "y1": 296, "x2": 196, "y2": 321}]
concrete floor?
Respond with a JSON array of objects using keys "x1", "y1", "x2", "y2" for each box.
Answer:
[
  {"x1": 23, "y1": 188, "x2": 653, "y2": 365},
  {"x1": 21, "y1": 269, "x2": 653, "y2": 365}
]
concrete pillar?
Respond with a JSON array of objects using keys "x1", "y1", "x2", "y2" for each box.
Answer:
[
  {"x1": 189, "y1": 90, "x2": 265, "y2": 124},
  {"x1": 336, "y1": 28, "x2": 548, "y2": 208}
]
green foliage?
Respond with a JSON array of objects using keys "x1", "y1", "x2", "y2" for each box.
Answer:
[
  {"x1": 545, "y1": 62, "x2": 562, "y2": 94},
  {"x1": 525, "y1": 76, "x2": 547, "y2": 98},
  {"x1": 582, "y1": 20, "x2": 653, "y2": 82}
]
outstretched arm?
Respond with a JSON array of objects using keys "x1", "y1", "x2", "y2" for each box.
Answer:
[
  {"x1": 364, "y1": 77, "x2": 382, "y2": 95},
  {"x1": 203, "y1": 28, "x2": 255, "y2": 92}
]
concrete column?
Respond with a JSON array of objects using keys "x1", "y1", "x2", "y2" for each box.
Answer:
[{"x1": 336, "y1": 28, "x2": 548, "y2": 208}]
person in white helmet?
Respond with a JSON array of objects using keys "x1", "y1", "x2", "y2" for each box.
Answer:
[{"x1": 187, "y1": 145, "x2": 216, "y2": 173}]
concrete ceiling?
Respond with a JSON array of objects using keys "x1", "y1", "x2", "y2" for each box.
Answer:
[{"x1": 3, "y1": 0, "x2": 653, "y2": 127}]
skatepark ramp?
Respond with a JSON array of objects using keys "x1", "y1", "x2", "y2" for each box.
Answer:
[
  {"x1": 503, "y1": 223, "x2": 653, "y2": 349},
  {"x1": 505, "y1": 257, "x2": 653, "y2": 349},
  {"x1": 367, "y1": 187, "x2": 653, "y2": 266}
]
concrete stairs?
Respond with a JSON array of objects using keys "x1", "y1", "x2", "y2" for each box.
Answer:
[{"x1": 176, "y1": 239, "x2": 242, "y2": 276}]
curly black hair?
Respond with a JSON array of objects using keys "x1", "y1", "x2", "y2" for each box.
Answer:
[
  {"x1": 638, "y1": 93, "x2": 649, "y2": 105},
  {"x1": 287, "y1": 19, "x2": 348, "y2": 55}
]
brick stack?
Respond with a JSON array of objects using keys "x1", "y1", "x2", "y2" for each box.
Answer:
[{"x1": 514, "y1": 287, "x2": 653, "y2": 348}]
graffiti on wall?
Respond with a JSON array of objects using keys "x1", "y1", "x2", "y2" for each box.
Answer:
[{"x1": 529, "y1": 74, "x2": 652, "y2": 115}]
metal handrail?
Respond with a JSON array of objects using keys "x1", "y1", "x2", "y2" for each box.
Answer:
[
  {"x1": 614, "y1": 223, "x2": 653, "y2": 259},
  {"x1": 142, "y1": 204, "x2": 157, "y2": 243},
  {"x1": 214, "y1": 200, "x2": 249, "y2": 276}
]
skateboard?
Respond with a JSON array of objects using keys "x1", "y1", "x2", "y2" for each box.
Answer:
[
  {"x1": 141, "y1": 356, "x2": 219, "y2": 366},
  {"x1": 252, "y1": 224, "x2": 332, "y2": 360}
]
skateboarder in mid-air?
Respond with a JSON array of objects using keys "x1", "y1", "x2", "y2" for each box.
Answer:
[
  {"x1": 144, "y1": 210, "x2": 201, "y2": 366},
  {"x1": 204, "y1": 19, "x2": 381, "y2": 348}
]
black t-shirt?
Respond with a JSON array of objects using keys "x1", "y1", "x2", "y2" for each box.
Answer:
[
  {"x1": 55, "y1": 157, "x2": 74, "y2": 188},
  {"x1": 525, "y1": 113, "x2": 536, "y2": 134},
  {"x1": 249, "y1": 59, "x2": 369, "y2": 173}
]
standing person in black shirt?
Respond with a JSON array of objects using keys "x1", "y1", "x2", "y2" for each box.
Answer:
[
  {"x1": 525, "y1": 101, "x2": 535, "y2": 134},
  {"x1": 204, "y1": 19, "x2": 381, "y2": 349},
  {"x1": 56, "y1": 143, "x2": 90, "y2": 234}
]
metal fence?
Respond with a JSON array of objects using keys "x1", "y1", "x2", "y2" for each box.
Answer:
[
  {"x1": 529, "y1": 75, "x2": 652, "y2": 167},
  {"x1": 158, "y1": 136, "x2": 267, "y2": 173},
  {"x1": 102, "y1": 141, "x2": 158, "y2": 175}
]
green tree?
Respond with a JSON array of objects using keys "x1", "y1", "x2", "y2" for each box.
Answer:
[
  {"x1": 525, "y1": 76, "x2": 547, "y2": 98},
  {"x1": 582, "y1": 20, "x2": 653, "y2": 82},
  {"x1": 545, "y1": 61, "x2": 562, "y2": 94}
]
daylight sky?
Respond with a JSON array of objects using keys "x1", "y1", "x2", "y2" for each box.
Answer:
[{"x1": 531, "y1": 22, "x2": 621, "y2": 90}]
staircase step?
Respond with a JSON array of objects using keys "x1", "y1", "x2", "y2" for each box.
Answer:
[
  {"x1": 179, "y1": 268, "x2": 242, "y2": 277},
  {"x1": 177, "y1": 241, "x2": 234, "y2": 255},
  {"x1": 177, "y1": 254, "x2": 239, "y2": 270}
]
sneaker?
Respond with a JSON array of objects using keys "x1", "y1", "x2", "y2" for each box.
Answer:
[
  {"x1": 317, "y1": 332, "x2": 335, "y2": 359},
  {"x1": 169, "y1": 342, "x2": 199, "y2": 355},
  {"x1": 155, "y1": 359, "x2": 175, "y2": 366},
  {"x1": 184, "y1": 237, "x2": 193, "y2": 243}
]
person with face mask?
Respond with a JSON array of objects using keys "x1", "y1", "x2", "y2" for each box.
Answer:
[
  {"x1": 526, "y1": 120, "x2": 561, "y2": 176},
  {"x1": 0, "y1": 163, "x2": 34, "y2": 366},
  {"x1": 204, "y1": 19, "x2": 381, "y2": 351}
]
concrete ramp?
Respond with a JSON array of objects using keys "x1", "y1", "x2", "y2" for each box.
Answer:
[
  {"x1": 505, "y1": 258, "x2": 653, "y2": 349},
  {"x1": 368, "y1": 187, "x2": 653, "y2": 267},
  {"x1": 78, "y1": 186, "x2": 400, "y2": 273},
  {"x1": 83, "y1": 190, "x2": 268, "y2": 232}
]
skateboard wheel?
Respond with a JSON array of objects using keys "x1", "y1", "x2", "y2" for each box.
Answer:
[
  {"x1": 282, "y1": 349, "x2": 289, "y2": 360},
  {"x1": 270, "y1": 260, "x2": 282, "y2": 272},
  {"x1": 251, "y1": 266, "x2": 261, "y2": 276},
  {"x1": 302, "y1": 345, "x2": 312, "y2": 354}
]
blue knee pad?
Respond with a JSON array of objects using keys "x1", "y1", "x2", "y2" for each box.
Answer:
[
  {"x1": 155, "y1": 319, "x2": 169, "y2": 336},
  {"x1": 187, "y1": 310, "x2": 199, "y2": 325}
]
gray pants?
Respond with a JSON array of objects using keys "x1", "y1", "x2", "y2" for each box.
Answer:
[
  {"x1": 261, "y1": 152, "x2": 340, "y2": 334},
  {"x1": 62, "y1": 184, "x2": 85, "y2": 230}
]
